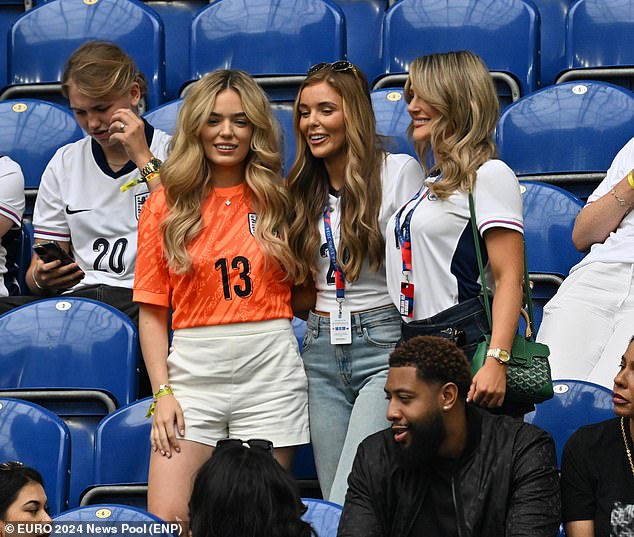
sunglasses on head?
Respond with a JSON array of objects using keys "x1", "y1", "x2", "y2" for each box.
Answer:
[
  {"x1": 0, "y1": 461, "x2": 24, "y2": 471},
  {"x1": 307, "y1": 60, "x2": 358, "y2": 77},
  {"x1": 215, "y1": 438, "x2": 274, "y2": 454}
]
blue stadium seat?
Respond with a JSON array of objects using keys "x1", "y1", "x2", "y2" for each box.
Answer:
[
  {"x1": 0, "y1": 397, "x2": 71, "y2": 515},
  {"x1": 524, "y1": 379, "x2": 614, "y2": 466},
  {"x1": 187, "y1": 0, "x2": 346, "y2": 101},
  {"x1": 301, "y1": 498, "x2": 342, "y2": 537},
  {"x1": 371, "y1": 88, "x2": 415, "y2": 158},
  {"x1": 520, "y1": 181, "x2": 585, "y2": 331},
  {"x1": 531, "y1": 0, "x2": 570, "y2": 86},
  {"x1": 0, "y1": 99, "x2": 83, "y2": 215},
  {"x1": 3, "y1": 0, "x2": 165, "y2": 109},
  {"x1": 145, "y1": 1, "x2": 206, "y2": 101},
  {"x1": 378, "y1": 0, "x2": 539, "y2": 108},
  {"x1": 334, "y1": 0, "x2": 386, "y2": 86},
  {"x1": 82, "y1": 398, "x2": 151, "y2": 507},
  {"x1": 143, "y1": 98, "x2": 182, "y2": 135},
  {"x1": 497, "y1": 80, "x2": 634, "y2": 199},
  {"x1": 0, "y1": 1, "x2": 27, "y2": 88},
  {"x1": 54, "y1": 504, "x2": 172, "y2": 535},
  {"x1": 557, "y1": 0, "x2": 634, "y2": 89},
  {"x1": 0, "y1": 297, "x2": 140, "y2": 508}
]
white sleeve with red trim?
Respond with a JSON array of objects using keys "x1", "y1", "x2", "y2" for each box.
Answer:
[{"x1": 473, "y1": 159, "x2": 524, "y2": 236}]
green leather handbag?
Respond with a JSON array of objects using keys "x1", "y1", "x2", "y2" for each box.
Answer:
[{"x1": 468, "y1": 194, "x2": 554, "y2": 404}]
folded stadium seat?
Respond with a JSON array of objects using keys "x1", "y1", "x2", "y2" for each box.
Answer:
[
  {"x1": 186, "y1": 0, "x2": 346, "y2": 102},
  {"x1": 531, "y1": 0, "x2": 570, "y2": 86},
  {"x1": 0, "y1": 397, "x2": 71, "y2": 515},
  {"x1": 524, "y1": 379, "x2": 614, "y2": 466},
  {"x1": 371, "y1": 88, "x2": 415, "y2": 158},
  {"x1": 85, "y1": 397, "x2": 321, "y2": 506},
  {"x1": 144, "y1": 1, "x2": 207, "y2": 101},
  {"x1": 0, "y1": 1, "x2": 28, "y2": 89},
  {"x1": 333, "y1": 0, "x2": 386, "y2": 86},
  {"x1": 519, "y1": 181, "x2": 585, "y2": 332},
  {"x1": 301, "y1": 498, "x2": 342, "y2": 537},
  {"x1": 556, "y1": 0, "x2": 634, "y2": 90},
  {"x1": 0, "y1": 99, "x2": 83, "y2": 217},
  {"x1": 376, "y1": 0, "x2": 540, "y2": 110},
  {"x1": 81, "y1": 397, "x2": 151, "y2": 507},
  {"x1": 2, "y1": 0, "x2": 165, "y2": 110},
  {"x1": 54, "y1": 504, "x2": 172, "y2": 535},
  {"x1": 0, "y1": 297, "x2": 140, "y2": 509},
  {"x1": 496, "y1": 80, "x2": 634, "y2": 200}
]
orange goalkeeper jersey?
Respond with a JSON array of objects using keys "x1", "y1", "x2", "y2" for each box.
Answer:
[{"x1": 133, "y1": 184, "x2": 292, "y2": 328}]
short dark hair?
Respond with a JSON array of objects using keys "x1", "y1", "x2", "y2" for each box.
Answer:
[
  {"x1": 189, "y1": 445, "x2": 315, "y2": 537},
  {"x1": 0, "y1": 463, "x2": 45, "y2": 519},
  {"x1": 390, "y1": 336, "x2": 472, "y2": 397}
]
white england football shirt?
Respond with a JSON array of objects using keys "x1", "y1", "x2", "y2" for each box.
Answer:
[
  {"x1": 33, "y1": 122, "x2": 171, "y2": 289},
  {"x1": 385, "y1": 159, "x2": 524, "y2": 321}
]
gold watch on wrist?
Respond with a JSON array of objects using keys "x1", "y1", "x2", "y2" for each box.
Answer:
[
  {"x1": 486, "y1": 347, "x2": 510, "y2": 365},
  {"x1": 140, "y1": 157, "x2": 162, "y2": 179}
]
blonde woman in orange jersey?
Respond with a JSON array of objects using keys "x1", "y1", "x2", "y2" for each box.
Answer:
[{"x1": 133, "y1": 70, "x2": 309, "y2": 522}]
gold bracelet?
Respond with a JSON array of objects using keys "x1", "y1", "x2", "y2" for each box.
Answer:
[
  {"x1": 145, "y1": 385, "x2": 174, "y2": 418},
  {"x1": 628, "y1": 171, "x2": 634, "y2": 190}
]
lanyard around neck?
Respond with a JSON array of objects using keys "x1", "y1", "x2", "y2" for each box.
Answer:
[
  {"x1": 394, "y1": 185, "x2": 429, "y2": 275},
  {"x1": 323, "y1": 205, "x2": 345, "y2": 301}
]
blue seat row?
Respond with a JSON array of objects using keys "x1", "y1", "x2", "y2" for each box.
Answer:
[{"x1": 2, "y1": 0, "x2": 633, "y2": 107}]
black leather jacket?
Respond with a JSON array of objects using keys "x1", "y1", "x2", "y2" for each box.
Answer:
[{"x1": 337, "y1": 406, "x2": 561, "y2": 537}]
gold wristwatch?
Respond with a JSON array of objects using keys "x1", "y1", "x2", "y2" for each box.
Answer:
[
  {"x1": 140, "y1": 157, "x2": 162, "y2": 179},
  {"x1": 486, "y1": 347, "x2": 510, "y2": 365}
]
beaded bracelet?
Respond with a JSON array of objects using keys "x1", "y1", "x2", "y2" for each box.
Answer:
[{"x1": 145, "y1": 385, "x2": 174, "y2": 418}]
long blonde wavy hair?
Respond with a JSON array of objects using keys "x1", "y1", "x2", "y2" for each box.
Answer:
[
  {"x1": 160, "y1": 70, "x2": 297, "y2": 276},
  {"x1": 405, "y1": 51, "x2": 499, "y2": 199},
  {"x1": 287, "y1": 65, "x2": 385, "y2": 285}
]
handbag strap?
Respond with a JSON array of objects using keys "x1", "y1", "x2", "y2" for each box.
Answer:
[{"x1": 468, "y1": 192, "x2": 536, "y2": 341}]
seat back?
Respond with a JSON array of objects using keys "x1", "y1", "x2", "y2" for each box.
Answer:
[
  {"x1": 6, "y1": 0, "x2": 165, "y2": 108},
  {"x1": 0, "y1": 397, "x2": 71, "y2": 515},
  {"x1": 0, "y1": 297, "x2": 138, "y2": 406},
  {"x1": 371, "y1": 88, "x2": 416, "y2": 158},
  {"x1": 144, "y1": 1, "x2": 207, "y2": 101},
  {"x1": 531, "y1": 0, "x2": 570, "y2": 86},
  {"x1": 558, "y1": 0, "x2": 634, "y2": 87},
  {"x1": 83, "y1": 398, "x2": 151, "y2": 507},
  {"x1": 54, "y1": 504, "x2": 171, "y2": 534},
  {"x1": 301, "y1": 498, "x2": 342, "y2": 537},
  {"x1": 0, "y1": 1, "x2": 25, "y2": 88},
  {"x1": 524, "y1": 379, "x2": 614, "y2": 466},
  {"x1": 380, "y1": 0, "x2": 539, "y2": 104},
  {"x1": 335, "y1": 0, "x2": 386, "y2": 86},
  {"x1": 189, "y1": 0, "x2": 345, "y2": 100},
  {"x1": 497, "y1": 81, "x2": 634, "y2": 199},
  {"x1": 0, "y1": 99, "x2": 83, "y2": 212},
  {"x1": 0, "y1": 297, "x2": 139, "y2": 507},
  {"x1": 143, "y1": 98, "x2": 182, "y2": 136}
]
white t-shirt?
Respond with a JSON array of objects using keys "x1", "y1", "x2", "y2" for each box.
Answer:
[
  {"x1": 386, "y1": 159, "x2": 524, "y2": 321},
  {"x1": 314, "y1": 153, "x2": 424, "y2": 313},
  {"x1": 570, "y1": 136, "x2": 634, "y2": 273},
  {"x1": 0, "y1": 156, "x2": 25, "y2": 297},
  {"x1": 33, "y1": 123, "x2": 171, "y2": 289}
]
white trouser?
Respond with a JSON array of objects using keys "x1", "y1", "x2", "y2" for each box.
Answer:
[{"x1": 536, "y1": 262, "x2": 634, "y2": 389}]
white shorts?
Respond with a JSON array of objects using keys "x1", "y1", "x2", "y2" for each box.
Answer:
[{"x1": 167, "y1": 318, "x2": 310, "y2": 447}]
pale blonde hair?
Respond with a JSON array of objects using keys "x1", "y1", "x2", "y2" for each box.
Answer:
[
  {"x1": 404, "y1": 51, "x2": 499, "y2": 199},
  {"x1": 62, "y1": 40, "x2": 147, "y2": 101},
  {"x1": 160, "y1": 70, "x2": 297, "y2": 277},
  {"x1": 287, "y1": 65, "x2": 385, "y2": 284}
]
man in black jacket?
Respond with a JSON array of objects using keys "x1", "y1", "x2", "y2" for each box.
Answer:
[{"x1": 337, "y1": 335, "x2": 560, "y2": 537}]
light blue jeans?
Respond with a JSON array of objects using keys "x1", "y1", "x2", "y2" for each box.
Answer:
[{"x1": 301, "y1": 304, "x2": 401, "y2": 505}]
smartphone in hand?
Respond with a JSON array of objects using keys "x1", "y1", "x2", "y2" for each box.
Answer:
[{"x1": 33, "y1": 241, "x2": 75, "y2": 266}]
